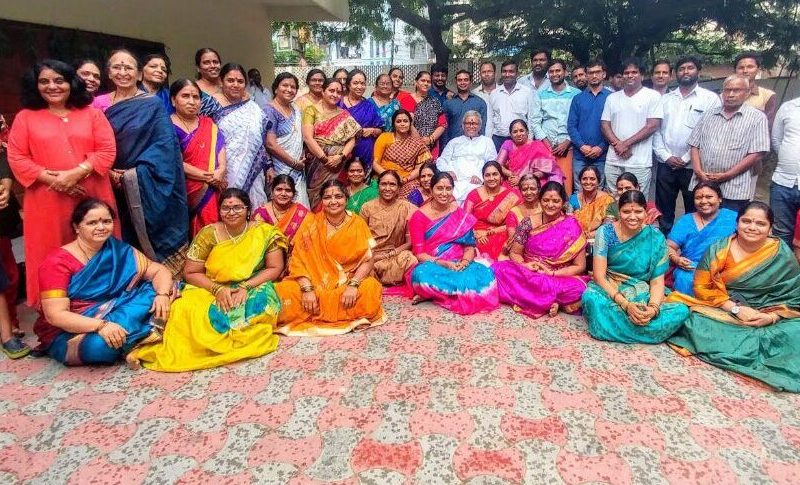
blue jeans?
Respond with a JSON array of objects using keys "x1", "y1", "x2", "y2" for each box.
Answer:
[
  {"x1": 572, "y1": 155, "x2": 605, "y2": 193},
  {"x1": 769, "y1": 182, "x2": 800, "y2": 246}
]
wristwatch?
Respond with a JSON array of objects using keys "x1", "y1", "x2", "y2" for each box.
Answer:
[{"x1": 730, "y1": 303, "x2": 741, "y2": 316}]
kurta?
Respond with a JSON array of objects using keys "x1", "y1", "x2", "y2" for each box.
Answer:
[
  {"x1": 436, "y1": 135, "x2": 498, "y2": 202},
  {"x1": 7, "y1": 107, "x2": 118, "y2": 306}
]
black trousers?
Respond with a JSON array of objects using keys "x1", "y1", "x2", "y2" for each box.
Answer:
[{"x1": 655, "y1": 163, "x2": 694, "y2": 235}]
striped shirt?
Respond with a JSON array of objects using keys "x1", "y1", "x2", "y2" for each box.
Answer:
[{"x1": 688, "y1": 104, "x2": 770, "y2": 200}]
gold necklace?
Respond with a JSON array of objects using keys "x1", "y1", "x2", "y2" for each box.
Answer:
[
  {"x1": 271, "y1": 201, "x2": 289, "y2": 221},
  {"x1": 326, "y1": 214, "x2": 347, "y2": 229},
  {"x1": 75, "y1": 239, "x2": 97, "y2": 262},
  {"x1": 173, "y1": 114, "x2": 197, "y2": 134},
  {"x1": 224, "y1": 221, "x2": 248, "y2": 243}
]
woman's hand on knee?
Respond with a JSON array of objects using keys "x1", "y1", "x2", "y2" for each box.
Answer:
[{"x1": 98, "y1": 322, "x2": 128, "y2": 349}]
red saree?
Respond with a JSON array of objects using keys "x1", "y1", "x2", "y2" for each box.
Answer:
[
  {"x1": 465, "y1": 187, "x2": 521, "y2": 260},
  {"x1": 176, "y1": 116, "x2": 223, "y2": 236}
]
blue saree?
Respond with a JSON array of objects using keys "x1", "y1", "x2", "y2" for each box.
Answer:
[
  {"x1": 339, "y1": 98, "x2": 383, "y2": 172},
  {"x1": 106, "y1": 94, "x2": 189, "y2": 273},
  {"x1": 35, "y1": 237, "x2": 158, "y2": 366},
  {"x1": 370, "y1": 97, "x2": 400, "y2": 132},
  {"x1": 582, "y1": 223, "x2": 689, "y2": 343},
  {"x1": 667, "y1": 208, "x2": 737, "y2": 295}
]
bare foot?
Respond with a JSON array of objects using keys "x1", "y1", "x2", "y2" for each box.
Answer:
[
  {"x1": 411, "y1": 295, "x2": 430, "y2": 306},
  {"x1": 548, "y1": 303, "x2": 559, "y2": 317},
  {"x1": 125, "y1": 352, "x2": 142, "y2": 370}
]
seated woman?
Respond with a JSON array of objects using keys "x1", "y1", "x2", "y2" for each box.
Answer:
[
  {"x1": 501, "y1": 174, "x2": 542, "y2": 259},
  {"x1": 492, "y1": 181, "x2": 588, "y2": 318},
  {"x1": 568, "y1": 165, "x2": 615, "y2": 238},
  {"x1": 408, "y1": 162, "x2": 438, "y2": 207},
  {"x1": 373, "y1": 109, "x2": 432, "y2": 200},
  {"x1": 408, "y1": 172, "x2": 499, "y2": 314},
  {"x1": 252, "y1": 174, "x2": 310, "y2": 248},
  {"x1": 667, "y1": 202, "x2": 800, "y2": 392},
  {"x1": 360, "y1": 171, "x2": 418, "y2": 288},
  {"x1": 464, "y1": 161, "x2": 520, "y2": 260},
  {"x1": 667, "y1": 182, "x2": 737, "y2": 296},
  {"x1": 605, "y1": 172, "x2": 661, "y2": 228},
  {"x1": 274, "y1": 180, "x2": 386, "y2": 336},
  {"x1": 344, "y1": 158, "x2": 378, "y2": 214},
  {"x1": 496, "y1": 119, "x2": 563, "y2": 187},
  {"x1": 582, "y1": 190, "x2": 689, "y2": 344},
  {"x1": 36, "y1": 199, "x2": 173, "y2": 366},
  {"x1": 129, "y1": 189, "x2": 285, "y2": 372}
]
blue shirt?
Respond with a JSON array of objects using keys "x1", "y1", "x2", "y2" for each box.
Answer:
[
  {"x1": 567, "y1": 88, "x2": 610, "y2": 164},
  {"x1": 428, "y1": 87, "x2": 453, "y2": 109},
  {"x1": 442, "y1": 93, "x2": 488, "y2": 149},
  {"x1": 531, "y1": 84, "x2": 581, "y2": 143}
]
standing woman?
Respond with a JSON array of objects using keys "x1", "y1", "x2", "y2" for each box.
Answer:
[
  {"x1": 170, "y1": 79, "x2": 227, "y2": 237},
  {"x1": 265, "y1": 72, "x2": 308, "y2": 207},
  {"x1": 408, "y1": 172, "x2": 499, "y2": 314},
  {"x1": 74, "y1": 59, "x2": 102, "y2": 96},
  {"x1": 344, "y1": 158, "x2": 378, "y2": 214},
  {"x1": 252, "y1": 174, "x2": 310, "y2": 249},
  {"x1": 408, "y1": 161, "x2": 438, "y2": 207},
  {"x1": 90, "y1": 51, "x2": 146, "y2": 113},
  {"x1": 464, "y1": 161, "x2": 521, "y2": 260},
  {"x1": 8, "y1": 59, "x2": 118, "y2": 307},
  {"x1": 194, "y1": 48, "x2": 223, "y2": 116},
  {"x1": 371, "y1": 74, "x2": 400, "y2": 132},
  {"x1": 582, "y1": 190, "x2": 689, "y2": 344},
  {"x1": 295, "y1": 69, "x2": 326, "y2": 113},
  {"x1": 339, "y1": 69, "x2": 383, "y2": 172},
  {"x1": 139, "y1": 53, "x2": 173, "y2": 113},
  {"x1": 568, "y1": 165, "x2": 615, "y2": 238},
  {"x1": 101, "y1": 49, "x2": 189, "y2": 275},
  {"x1": 360, "y1": 171, "x2": 418, "y2": 289},
  {"x1": 373, "y1": 109, "x2": 432, "y2": 200},
  {"x1": 492, "y1": 181, "x2": 589, "y2": 318},
  {"x1": 302, "y1": 78, "x2": 361, "y2": 209},
  {"x1": 332, "y1": 69, "x2": 349, "y2": 93},
  {"x1": 389, "y1": 67, "x2": 412, "y2": 104},
  {"x1": 408, "y1": 72, "x2": 446, "y2": 158},
  {"x1": 213, "y1": 63, "x2": 271, "y2": 210}
]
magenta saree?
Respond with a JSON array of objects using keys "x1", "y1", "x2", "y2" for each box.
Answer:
[
  {"x1": 491, "y1": 215, "x2": 589, "y2": 318},
  {"x1": 500, "y1": 139, "x2": 564, "y2": 186}
]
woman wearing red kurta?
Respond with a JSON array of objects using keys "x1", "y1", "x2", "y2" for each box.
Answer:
[{"x1": 7, "y1": 59, "x2": 117, "y2": 307}]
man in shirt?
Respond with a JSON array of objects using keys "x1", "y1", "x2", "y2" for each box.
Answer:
[
  {"x1": 568, "y1": 59, "x2": 611, "y2": 190},
  {"x1": 472, "y1": 61, "x2": 497, "y2": 136},
  {"x1": 531, "y1": 59, "x2": 581, "y2": 194},
  {"x1": 601, "y1": 57, "x2": 663, "y2": 195},
  {"x1": 246, "y1": 68, "x2": 272, "y2": 110},
  {"x1": 653, "y1": 56, "x2": 721, "y2": 233},
  {"x1": 650, "y1": 60, "x2": 672, "y2": 96},
  {"x1": 490, "y1": 59, "x2": 534, "y2": 151},
  {"x1": 437, "y1": 111, "x2": 498, "y2": 202},
  {"x1": 442, "y1": 70, "x2": 488, "y2": 149},
  {"x1": 735, "y1": 52, "x2": 777, "y2": 129},
  {"x1": 688, "y1": 74, "x2": 770, "y2": 212},
  {"x1": 769, "y1": 95, "x2": 800, "y2": 245},
  {"x1": 429, "y1": 63, "x2": 454, "y2": 107},
  {"x1": 519, "y1": 49, "x2": 551, "y2": 92},
  {"x1": 571, "y1": 65, "x2": 588, "y2": 90}
]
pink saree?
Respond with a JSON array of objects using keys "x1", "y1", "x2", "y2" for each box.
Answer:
[{"x1": 500, "y1": 139, "x2": 564, "y2": 186}]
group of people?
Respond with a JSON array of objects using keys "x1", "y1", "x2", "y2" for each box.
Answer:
[{"x1": 0, "y1": 46, "x2": 798, "y2": 393}]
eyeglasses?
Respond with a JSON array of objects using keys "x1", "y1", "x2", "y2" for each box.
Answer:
[{"x1": 220, "y1": 205, "x2": 247, "y2": 214}]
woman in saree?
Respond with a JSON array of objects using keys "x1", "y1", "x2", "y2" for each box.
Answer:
[
  {"x1": 170, "y1": 79, "x2": 226, "y2": 237},
  {"x1": 302, "y1": 78, "x2": 361, "y2": 209},
  {"x1": 667, "y1": 202, "x2": 800, "y2": 392},
  {"x1": 194, "y1": 48, "x2": 223, "y2": 117},
  {"x1": 568, "y1": 165, "x2": 615, "y2": 238},
  {"x1": 295, "y1": 69, "x2": 325, "y2": 113},
  {"x1": 213, "y1": 63, "x2": 271, "y2": 209},
  {"x1": 360, "y1": 171, "x2": 418, "y2": 288},
  {"x1": 129, "y1": 189, "x2": 285, "y2": 372},
  {"x1": 339, "y1": 69, "x2": 383, "y2": 172},
  {"x1": 605, "y1": 172, "x2": 662, "y2": 228},
  {"x1": 373, "y1": 109, "x2": 432, "y2": 200},
  {"x1": 667, "y1": 182, "x2": 737, "y2": 296},
  {"x1": 371, "y1": 74, "x2": 400, "y2": 132},
  {"x1": 582, "y1": 190, "x2": 689, "y2": 344},
  {"x1": 275, "y1": 180, "x2": 386, "y2": 336},
  {"x1": 265, "y1": 72, "x2": 308, "y2": 207},
  {"x1": 403, "y1": 72, "x2": 446, "y2": 158},
  {"x1": 496, "y1": 119, "x2": 563, "y2": 187},
  {"x1": 408, "y1": 172, "x2": 499, "y2": 314},
  {"x1": 501, "y1": 174, "x2": 542, "y2": 258},
  {"x1": 102, "y1": 49, "x2": 189, "y2": 275},
  {"x1": 36, "y1": 199, "x2": 173, "y2": 366},
  {"x1": 492, "y1": 181, "x2": 589, "y2": 318},
  {"x1": 252, "y1": 174, "x2": 310, "y2": 249},
  {"x1": 140, "y1": 53, "x2": 172, "y2": 114},
  {"x1": 389, "y1": 67, "x2": 412, "y2": 103},
  {"x1": 344, "y1": 158, "x2": 379, "y2": 214},
  {"x1": 408, "y1": 162, "x2": 438, "y2": 207},
  {"x1": 464, "y1": 161, "x2": 521, "y2": 260}
]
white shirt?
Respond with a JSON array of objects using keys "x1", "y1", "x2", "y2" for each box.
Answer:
[
  {"x1": 771, "y1": 97, "x2": 800, "y2": 188},
  {"x1": 518, "y1": 73, "x2": 551, "y2": 93},
  {"x1": 601, "y1": 86, "x2": 664, "y2": 168},
  {"x1": 653, "y1": 85, "x2": 721, "y2": 165},
  {"x1": 472, "y1": 84, "x2": 497, "y2": 137},
  {"x1": 490, "y1": 82, "x2": 533, "y2": 137},
  {"x1": 436, "y1": 135, "x2": 498, "y2": 202}
]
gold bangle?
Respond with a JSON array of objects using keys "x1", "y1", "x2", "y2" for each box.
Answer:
[
  {"x1": 300, "y1": 285, "x2": 314, "y2": 293},
  {"x1": 211, "y1": 284, "x2": 224, "y2": 296},
  {"x1": 96, "y1": 319, "x2": 108, "y2": 333},
  {"x1": 346, "y1": 279, "x2": 360, "y2": 288},
  {"x1": 239, "y1": 282, "x2": 252, "y2": 291}
]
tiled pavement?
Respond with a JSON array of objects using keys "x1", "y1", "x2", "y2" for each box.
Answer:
[{"x1": 1, "y1": 296, "x2": 799, "y2": 484}]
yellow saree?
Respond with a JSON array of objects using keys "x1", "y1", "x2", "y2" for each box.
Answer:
[
  {"x1": 131, "y1": 222, "x2": 286, "y2": 372},
  {"x1": 275, "y1": 211, "x2": 386, "y2": 336}
]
